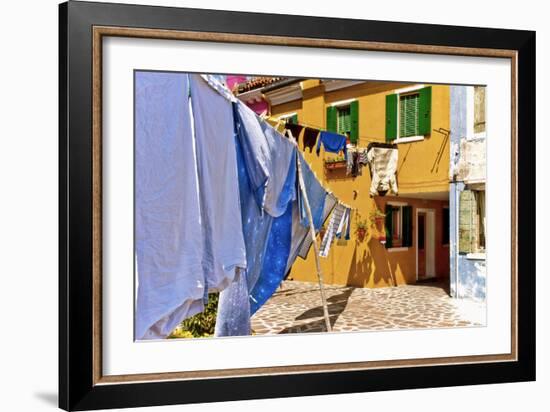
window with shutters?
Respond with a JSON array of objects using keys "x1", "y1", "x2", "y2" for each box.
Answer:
[
  {"x1": 327, "y1": 100, "x2": 359, "y2": 144},
  {"x1": 399, "y1": 93, "x2": 420, "y2": 138},
  {"x1": 458, "y1": 189, "x2": 486, "y2": 255},
  {"x1": 385, "y1": 85, "x2": 431, "y2": 143}
]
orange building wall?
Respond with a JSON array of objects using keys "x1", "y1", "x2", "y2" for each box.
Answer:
[{"x1": 271, "y1": 81, "x2": 451, "y2": 287}]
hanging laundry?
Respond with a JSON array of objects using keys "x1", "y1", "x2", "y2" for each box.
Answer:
[
  {"x1": 346, "y1": 147, "x2": 355, "y2": 175},
  {"x1": 214, "y1": 128, "x2": 272, "y2": 337},
  {"x1": 345, "y1": 209, "x2": 352, "y2": 240},
  {"x1": 135, "y1": 73, "x2": 205, "y2": 340},
  {"x1": 215, "y1": 267, "x2": 251, "y2": 336},
  {"x1": 336, "y1": 208, "x2": 351, "y2": 239},
  {"x1": 285, "y1": 123, "x2": 304, "y2": 142},
  {"x1": 190, "y1": 74, "x2": 247, "y2": 293},
  {"x1": 265, "y1": 117, "x2": 286, "y2": 134},
  {"x1": 359, "y1": 148, "x2": 369, "y2": 165},
  {"x1": 302, "y1": 127, "x2": 319, "y2": 153},
  {"x1": 351, "y1": 151, "x2": 361, "y2": 177},
  {"x1": 249, "y1": 202, "x2": 293, "y2": 315},
  {"x1": 298, "y1": 154, "x2": 327, "y2": 230},
  {"x1": 367, "y1": 146, "x2": 399, "y2": 196},
  {"x1": 316, "y1": 130, "x2": 347, "y2": 158},
  {"x1": 296, "y1": 193, "x2": 337, "y2": 259},
  {"x1": 319, "y1": 204, "x2": 347, "y2": 258},
  {"x1": 232, "y1": 100, "x2": 296, "y2": 217},
  {"x1": 215, "y1": 103, "x2": 297, "y2": 337}
]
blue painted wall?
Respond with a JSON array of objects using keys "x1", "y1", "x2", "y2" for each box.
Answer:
[{"x1": 449, "y1": 86, "x2": 486, "y2": 301}]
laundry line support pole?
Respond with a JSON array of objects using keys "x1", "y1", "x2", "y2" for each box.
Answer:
[{"x1": 295, "y1": 153, "x2": 333, "y2": 333}]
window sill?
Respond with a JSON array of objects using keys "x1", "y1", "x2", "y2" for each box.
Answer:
[
  {"x1": 387, "y1": 247, "x2": 409, "y2": 252},
  {"x1": 393, "y1": 135, "x2": 425, "y2": 144},
  {"x1": 466, "y1": 252, "x2": 486, "y2": 260}
]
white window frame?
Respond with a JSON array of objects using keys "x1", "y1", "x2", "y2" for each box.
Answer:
[
  {"x1": 392, "y1": 84, "x2": 425, "y2": 144},
  {"x1": 277, "y1": 112, "x2": 298, "y2": 122}
]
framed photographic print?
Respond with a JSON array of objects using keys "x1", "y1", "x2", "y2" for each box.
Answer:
[{"x1": 59, "y1": 1, "x2": 535, "y2": 410}]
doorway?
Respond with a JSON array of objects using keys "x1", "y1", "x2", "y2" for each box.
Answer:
[{"x1": 416, "y1": 208, "x2": 435, "y2": 280}]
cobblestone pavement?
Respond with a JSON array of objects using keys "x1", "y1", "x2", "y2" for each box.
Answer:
[{"x1": 251, "y1": 280, "x2": 486, "y2": 335}]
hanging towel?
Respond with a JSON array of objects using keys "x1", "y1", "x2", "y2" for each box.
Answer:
[
  {"x1": 316, "y1": 131, "x2": 347, "y2": 157},
  {"x1": 345, "y1": 209, "x2": 352, "y2": 240},
  {"x1": 367, "y1": 146, "x2": 399, "y2": 196},
  {"x1": 319, "y1": 204, "x2": 347, "y2": 258},
  {"x1": 302, "y1": 127, "x2": 319, "y2": 152},
  {"x1": 135, "y1": 72, "x2": 205, "y2": 341},
  {"x1": 336, "y1": 208, "x2": 351, "y2": 239},
  {"x1": 285, "y1": 123, "x2": 304, "y2": 142},
  {"x1": 190, "y1": 75, "x2": 247, "y2": 292},
  {"x1": 296, "y1": 193, "x2": 337, "y2": 260}
]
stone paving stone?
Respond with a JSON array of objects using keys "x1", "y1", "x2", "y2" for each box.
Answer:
[{"x1": 251, "y1": 280, "x2": 486, "y2": 335}]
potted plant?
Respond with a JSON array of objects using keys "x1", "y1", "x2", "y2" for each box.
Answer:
[
  {"x1": 355, "y1": 219, "x2": 368, "y2": 242},
  {"x1": 369, "y1": 209, "x2": 386, "y2": 232},
  {"x1": 324, "y1": 156, "x2": 347, "y2": 170},
  {"x1": 318, "y1": 225, "x2": 326, "y2": 239}
]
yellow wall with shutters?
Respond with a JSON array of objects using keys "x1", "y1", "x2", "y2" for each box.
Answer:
[{"x1": 270, "y1": 81, "x2": 450, "y2": 287}]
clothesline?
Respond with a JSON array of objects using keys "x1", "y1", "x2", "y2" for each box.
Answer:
[
  {"x1": 284, "y1": 128, "x2": 356, "y2": 212},
  {"x1": 266, "y1": 116, "x2": 389, "y2": 146},
  {"x1": 199, "y1": 74, "x2": 355, "y2": 212}
]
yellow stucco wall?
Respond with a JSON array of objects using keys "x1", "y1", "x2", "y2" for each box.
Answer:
[{"x1": 272, "y1": 82, "x2": 450, "y2": 287}]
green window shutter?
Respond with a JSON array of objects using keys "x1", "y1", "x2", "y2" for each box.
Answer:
[
  {"x1": 326, "y1": 106, "x2": 337, "y2": 132},
  {"x1": 399, "y1": 94, "x2": 419, "y2": 137},
  {"x1": 458, "y1": 190, "x2": 477, "y2": 253},
  {"x1": 385, "y1": 94, "x2": 398, "y2": 141},
  {"x1": 290, "y1": 114, "x2": 298, "y2": 124},
  {"x1": 385, "y1": 204, "x2": 393, "y2": 249},
  {"x1": 337, "y1": 106, "x2": 351, "y2": 134},
  {"x1": 350, "y1": 100, "x2": 359, "y2": 144},
  {"x1": 402, "y1": 206, "x2": 413, "y2": 247},
  {"x1": 418, "y1": 86, "x2": 432, "y2": 135}
]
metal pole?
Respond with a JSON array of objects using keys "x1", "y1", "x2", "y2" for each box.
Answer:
[{"x1": 295, "y1": 153, "x2": 332, "y2": 333}]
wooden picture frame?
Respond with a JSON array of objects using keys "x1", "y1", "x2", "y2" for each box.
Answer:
[{"x1": 59, "y1": 1, "x2": 535, "y2": 410}]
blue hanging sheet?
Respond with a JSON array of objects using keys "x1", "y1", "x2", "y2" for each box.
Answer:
[
  {"x1": 249, "y1": 201, "x2": 293, "y2": 315},
  {"x1": 215, "y1": 103, "x2": 296, "y2": 336},
  {"x1": 316, "y1": 130, "x2": 347, "y2": 158}
]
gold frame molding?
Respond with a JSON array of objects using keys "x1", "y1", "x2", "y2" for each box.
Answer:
[{"x1": 91, "y1": 26, "x2": 518, "y2": 386}]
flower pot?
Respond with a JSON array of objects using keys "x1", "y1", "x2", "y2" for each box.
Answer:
[
  {"x1": 356, "y1": 228, "x2": 366, "y2": 242},
  {"x1": 374, "y1": 216, "x2": 385, "y2": 232},
  {"x1": 324, "y1": 160, "x2": 346, "y2": 170},
  {"x1": 319, "y1": 228, "x2": 326, "y2": 239}
]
